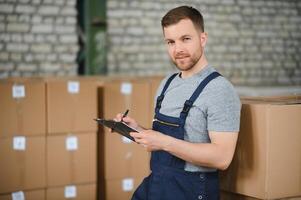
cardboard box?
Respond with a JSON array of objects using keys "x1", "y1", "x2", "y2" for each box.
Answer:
[
  {"x1": 0, "y1": 189, "x2": 45, "y2": 200},
  {"x1": 102, "y1": 79, "x2": 151, "y2": 128},
  {"x1": 98, "y1": 80, "x2": 151, "y2": 180},
  {"x1": 46, "y1": 78, "x2": 97, "y2": 134},
  {"x1": 99, "y1": 177, "x2": 144, "y2": 200},
  {"x1": 47, "y1": 133, "x2": 96, "y2": 187},
  {"x1": 220, "y1": 99, "x2": 301, "y2": 199},
  {"x1": 46, "y1": 183, "x2": 96, "y2": 200},
  {"x1": 220, "y1": 191, "x2": 301, "y2": 200},
  {"x1": 98, "y1": 129, "x2": 150, "y2": 180},
  {"x1": 0, "y1": 78, "x2": 46, "y2": 138},
  {"x1": 0, "y1": 136, "x2": 46, "y2": 194}
]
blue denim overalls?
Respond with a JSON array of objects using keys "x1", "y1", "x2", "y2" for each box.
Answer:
[{"x1": 132, "y1": 72, "x2": 221, "y2": 200}]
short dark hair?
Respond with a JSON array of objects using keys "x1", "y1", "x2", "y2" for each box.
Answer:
[{"x1": 161, "y1": 6, "x2": 204, "y2": 32}]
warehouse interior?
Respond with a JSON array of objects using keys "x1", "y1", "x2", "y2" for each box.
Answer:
[{"x1": 0, "y1": 0, "x2": 301, "y2": 200}]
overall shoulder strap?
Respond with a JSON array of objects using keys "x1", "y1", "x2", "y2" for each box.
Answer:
[
  {"x1": 155, "y1": 73, "x2": 178, "y2": 113},
  {"x1": 180, "y1": 72, "x2": 221, "y2": 119}
]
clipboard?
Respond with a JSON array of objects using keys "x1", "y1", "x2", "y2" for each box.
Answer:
[{"x1": 94, "y1": 118, "x2": 138, "y2": 141}]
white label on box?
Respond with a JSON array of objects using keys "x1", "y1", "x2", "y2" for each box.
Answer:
[
  {"x1": 66, "y1": 136, "x2": 78, "y2": 151},
  {"x1": 68, "y1": 81, "x2": 80, "y2": 94},
  {"x1": 122, "y1": 136, "x2": 132, "y2": 144},
  {"x1": 13, "y1": 136, "x2": 26, "y2": 151},
  {"x1": 12, "y1": 191, "x2": 25, "y2": 200},
  {"x1": 12, "y1": 85, "x2": 25, "y2": 98},
  {"x1": 64, "y1": 185, "x2": 77, "y2": 198},
  {"x1": 120, "y1": 82, "x2": 132, "y2": 95},
  {"x1": 122, "y1": 178, "x2": 134, "y2": 192}
]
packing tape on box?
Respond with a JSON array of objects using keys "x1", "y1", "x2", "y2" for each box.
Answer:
[
  {"x1": 122, "y1": 178, "x2": 134, "y2": 192},
  {"x1": 65, "y1": 135, "x2": 77, "y2": 183},
  {"x1": 12, "y1": 136, "x2": 27, "y2": 191},
  {"x1": 124, "y1": 95, "x2": 132, "y2": 116},
  {"x1": 16, "y1": 101, "x2": 24, "y2": 137},
  {"x1": 12, "y1": 84, "x2": 25, "y2": 137},
  {"x1": 64, "y1": 185, "x2": 77, "y2": 198},
  {"x1": 11, "y1": 191, "x2": 25, "y2": 200},
  {"x1": 120, "y1": 82, "x2": 132, "y2": 118},
  {"x1": 67, "y1": 81, "x2": 80, "y2": 131}
]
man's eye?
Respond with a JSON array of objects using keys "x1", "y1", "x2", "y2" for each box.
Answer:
[
  {"x1": 167, "y1": 41, "x2": 174, "y2": 45},
  {"x1": 183, "y1": 37, "x2": 191, "y2": 41}
]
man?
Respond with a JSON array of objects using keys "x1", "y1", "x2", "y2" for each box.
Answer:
[{"x1": 115, "y1": 5, "x2": 241, "y2": 200}]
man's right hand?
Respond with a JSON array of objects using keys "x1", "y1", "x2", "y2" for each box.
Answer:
[{"x1": 113, "y1": 113, "x2": 143, "y2": 132}]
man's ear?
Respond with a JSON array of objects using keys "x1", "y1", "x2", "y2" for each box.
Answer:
[{"x1": 200, "y1": 32, "x2": 208, "y2": 47}]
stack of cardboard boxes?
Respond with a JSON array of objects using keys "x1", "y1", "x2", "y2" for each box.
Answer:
[
  {"x1": 0, "y1": 77, "x2": 98, "y2": 200},
  {"x1": 45, "y1": 78, "x2": 97, "y2": 199},
  {"x1": 0, "y1": 75, "x2": 163, "y2": 200},
  {"x1": 220, "y1": 96, "x2": 301, "y2": 200},
  {"x1": 0, "y1": 78, "x2": 46, "y2": 199},
  {"x1": 6, "y1": 75, "x2": 300, "y2": 200},
  {"x1": 97, "y1": 78, "x2": 154, "y2": 200}
]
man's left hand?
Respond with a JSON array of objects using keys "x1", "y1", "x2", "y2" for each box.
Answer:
[{"x1": 130, "y1": 130, "x2": 171, "y2": 152}]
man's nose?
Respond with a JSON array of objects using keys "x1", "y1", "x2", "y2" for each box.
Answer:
[{"x1": 174, "y1": 42, "x2": 185, "y2": 54}]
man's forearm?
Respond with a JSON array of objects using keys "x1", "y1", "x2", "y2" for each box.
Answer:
[{"x1": 162, "y1": 134, "x2": 236, "y2": 170}]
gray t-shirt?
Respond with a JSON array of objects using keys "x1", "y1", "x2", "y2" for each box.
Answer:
[{"x1": 154, "y1": 65, "x2": 241, "y2": 172}]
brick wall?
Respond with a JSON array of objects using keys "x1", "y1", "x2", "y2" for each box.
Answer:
[
  {"x1": 107, "y1": 0, "x2": 301, "y2": 86},
  {"x1": 0, "y1": 0, "x2": 78, "y2": 78},
  {"x1": 0, "y1": 0, "x2": 300, "y2": 87}
]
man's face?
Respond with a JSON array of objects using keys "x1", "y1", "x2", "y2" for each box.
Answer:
[{"x1": 163, "y1": 19, "x2": 205, "y2": 72}]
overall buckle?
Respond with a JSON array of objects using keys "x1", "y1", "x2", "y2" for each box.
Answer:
[
  {"x1": 156, "y1": 95, "x2": 164, "y2": 109},
  {"x1": 182, "y1": 100, "x2": 193, "y2": 113}
]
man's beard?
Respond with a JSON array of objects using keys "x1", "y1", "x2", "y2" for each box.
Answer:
[{"x1": 172, "y1": 51, "x2": 202, "y2": 72}]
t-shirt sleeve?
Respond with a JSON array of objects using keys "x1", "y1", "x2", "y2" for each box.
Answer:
[{"x1": 206, "y1": 78, "x2": 241, "y2": 132}]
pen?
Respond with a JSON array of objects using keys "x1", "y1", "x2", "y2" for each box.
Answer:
[{"x1": 121, "y1": 109, "x2": 129, "y2": 122}]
